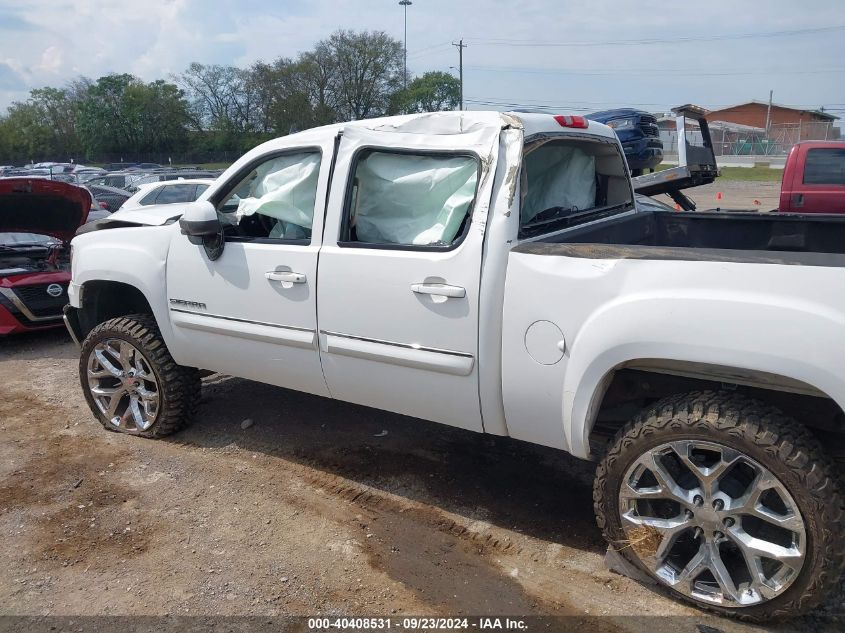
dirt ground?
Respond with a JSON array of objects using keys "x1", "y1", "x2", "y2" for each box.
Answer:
[
  {"x1": 0, "y1": 330, "x2": 839, "y2": 632},
  {"x1": 656, "y1": 181, "x2": 780, "y2": 211}
]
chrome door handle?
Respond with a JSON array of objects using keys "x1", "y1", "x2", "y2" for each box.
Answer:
[
  {"x1": 410, "y1": 283, "x2": 466, "y2": 298},
  {"x1": 266, "y1": 271, "x2": 306, "y2": 284}
]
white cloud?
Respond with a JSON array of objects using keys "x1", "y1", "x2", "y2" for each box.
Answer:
[
  {"x1": 35, "y1": 46, "x2": 63, "y2": 73},
  {"x1": 0, "y1": 0, "x2": 842, "y2": 119}
]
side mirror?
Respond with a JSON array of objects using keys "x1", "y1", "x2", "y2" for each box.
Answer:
[
  {"x1": 180, "y1": 200, "x2": 219, "y2": 238},
  {"x1": 179, "y1": 201, "x2": 224, "y2": 260}
]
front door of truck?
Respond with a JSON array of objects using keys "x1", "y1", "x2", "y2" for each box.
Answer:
[
  {"x1": 792, "y1": 145, "x2": 845, "y2": 213},
  {"x1": 317, "y1": 123, "x2": 501, "y2": 431},
  {"x1": 165, "y1": 142, "x2": 334, "y2": 397}
]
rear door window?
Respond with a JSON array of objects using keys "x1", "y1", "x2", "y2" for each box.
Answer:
[
  {"x1": 803, "y1": 148, "x2": 845, "y2": 185},
  {"x1": 342, "y1": 150, "x2": 479, "y2": 248},
  {"x1": 138, "y1": 189, "x2": 160, "y2": 206}
]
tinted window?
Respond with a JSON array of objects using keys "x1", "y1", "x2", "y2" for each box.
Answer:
[
  {"x1": 218, "y1": 151, "x2": 321, "y2": 241},
  {"x1": 343, "y1": 150, "x2": 479, "y2": 247},
  {"x1": 195, "y1": 184, "x2": 210, "y2": 198},
  {"x1": 155, "y1": 184, "x2": 199, "y2": 204},
  {"x1": 803, "y1": 148, "x2": 845, "y2": 185}
]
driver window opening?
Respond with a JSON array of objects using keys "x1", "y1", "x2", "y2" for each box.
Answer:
[
  {"x1": 217, "y1": 151, "x2": 321, "y2": 241},
  {"x1": 520, "y1": 138, "x2": 632, "y2": 238}
]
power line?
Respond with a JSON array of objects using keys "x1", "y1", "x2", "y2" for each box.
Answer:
[
  {"x1": 466, "y1": 96, "x2": 845, "y2": 110},
  {"x1": 463, "y1": 64, "x2": 845, "y2": 77},
  {"x1": 406, "y1": 41, "x2": 452, "y2": 60},
  {"x1": 464, "y1": 24, "x2": 845, "y2": 48},
  {"x1": 464, "y1": 96, "x2": 845, "y2": 114}
]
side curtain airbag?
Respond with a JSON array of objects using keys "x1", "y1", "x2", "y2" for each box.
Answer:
[{"x1": 353, "y1": 153, "x2": 478, "y2": 245}]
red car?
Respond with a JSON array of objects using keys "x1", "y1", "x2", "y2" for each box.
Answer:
[
  {"x1": 0, "y1": 179, "x2": 90, "y2": 335},
  {"x1": 779, "y1": 140, "x2": 845, "y2": 213}
]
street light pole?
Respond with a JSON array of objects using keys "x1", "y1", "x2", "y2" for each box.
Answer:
[{"x1": 399, "y1": 0, "x2": 412, "y2": 90}]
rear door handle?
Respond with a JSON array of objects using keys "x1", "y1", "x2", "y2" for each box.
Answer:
[
  {"x1": 410, "y1": 283, "x2": 466, "y2": 298},
  {"x1": 266, "y1": 271, "x2": 306, "y2": 284},
  {"x1": 792, "y1": 193, "x2": 804, "y2": 207}
]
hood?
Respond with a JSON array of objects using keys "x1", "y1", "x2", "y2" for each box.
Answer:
[
  {"x1": 109, "y1": 203, "x2": 187, "y2": 226},
  {"x1": 77, "y1": 202, "x2": 187, "y2": 235},
  {"x1": 586, "y1": 108, "x2": 649, "y2": 123},
  {"x1": 0, "y1": 178, "x2": 91, "y2": 242}
]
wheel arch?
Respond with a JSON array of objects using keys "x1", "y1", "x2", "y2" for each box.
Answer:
[
  {"x1": 76, "y1": 279, "x2": 173, "y2": 348},
  {"x1": 567, "y1": 354, "x2": 845, "y2": 461}
]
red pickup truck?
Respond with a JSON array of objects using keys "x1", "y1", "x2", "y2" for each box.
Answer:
[{"x1": 779, "y1": 140, "x2": 845, "y2": 213}]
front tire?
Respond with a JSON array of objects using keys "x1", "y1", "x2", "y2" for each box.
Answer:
[
  {"x1": 79, "y1": 314, "x2": 200, "y2": 438},
  {"x1": 594, "y1": 390, "x2": 845, "y2": 620}
]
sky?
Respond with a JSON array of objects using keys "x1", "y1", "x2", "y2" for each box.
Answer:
[{"x1": 0, "y1": 0, "x2": 843, "y2": 124}]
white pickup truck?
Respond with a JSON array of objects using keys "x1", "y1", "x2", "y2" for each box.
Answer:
[{"x1": 65, "y1": 111, "x2": 845, "y2": 620}]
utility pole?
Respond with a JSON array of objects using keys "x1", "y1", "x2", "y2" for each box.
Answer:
[
  {"x1": 399, "y1": 0, "x2": 412, "y2": 90},
  {"x1": 764, "y1": 89, "x2": 773, "y2": 136},
  {"x1": 452, "y1": 39, "x2": 466, "y2": 110}
]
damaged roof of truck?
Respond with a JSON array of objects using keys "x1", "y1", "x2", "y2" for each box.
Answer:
[
  {"x1": 245, "y1": 111, "x2": 618, "y2": 150},
  {"x1": 205, "y1": 111, "x2": 619, "y2": 200}
]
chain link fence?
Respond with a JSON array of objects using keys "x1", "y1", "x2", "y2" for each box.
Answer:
[{"x1": 660, "y1": 120, "x2": 841, "y2": 158}]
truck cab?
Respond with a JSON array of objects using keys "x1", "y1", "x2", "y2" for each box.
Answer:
[{"x1": 779, "y1": 140, "x2": 845, "y2": 214}]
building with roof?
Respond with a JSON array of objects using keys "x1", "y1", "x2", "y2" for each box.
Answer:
[
  {"x1": 662, "y1": 101, "x2": 840, "y2": 156},
  {"x1": 705, "y1": 100, "x2": 837, "y2": 129}
]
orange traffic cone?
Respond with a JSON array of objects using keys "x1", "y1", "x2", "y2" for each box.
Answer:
[{"x1": 716, "y1": 192, "x2": 723, "y2": 200}]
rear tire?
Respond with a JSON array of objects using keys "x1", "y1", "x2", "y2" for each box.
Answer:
[
  {"x1": 593, "y1": 390, "x2": 845, "y2": 620},
  {"x1": 79, "y1": 314, "x2": 200, "y2": 438}
]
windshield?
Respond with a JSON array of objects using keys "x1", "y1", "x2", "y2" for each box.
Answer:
[
  {"x1": 0, "y1": 232, "x2": 55, "y2": 247},
  {"x1": 520, "y1": 137, "x2": 633, "y2": 238}
]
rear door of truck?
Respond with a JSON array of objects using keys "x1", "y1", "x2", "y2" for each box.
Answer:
[
  {"x1": 781, "y1": 142, "x2": 845, "y2": 213},
  {"x1": 316, "y1": 124, "x2": 500, "y2": 431}
]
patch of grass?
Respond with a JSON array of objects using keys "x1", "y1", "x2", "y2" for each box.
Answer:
[
  {"x1": 718, "y1": 166, "x2": 784, "y2": 182},
  {"x1": 656, "y1": 163, "x2": 783, "y2": 182}
]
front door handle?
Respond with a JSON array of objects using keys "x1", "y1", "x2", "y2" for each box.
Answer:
[
  {"x1": 410, "y1": 283, "x2": 466, "y2": 298},
  {"x1": 266, "y1": 271, "x2": 306, "y2": 284},
  {"x1": 792, "y1": 193, "x2": 804, "y2": 207}
]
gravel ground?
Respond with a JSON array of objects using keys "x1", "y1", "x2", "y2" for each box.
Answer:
[
  {"x1": 0, "y1": 329, "x2": 838, "y2": 633},
  {"x1": 656, "y1": 181, "x2": 781, "y2": 211}
]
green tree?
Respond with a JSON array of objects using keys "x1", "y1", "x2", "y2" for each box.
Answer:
[
  {"x1": 77, "y1": 74, "x2": 189, "y2": 157},
  {"x1": 393, "y1": 71, "x2": 461, "y2": 114}
]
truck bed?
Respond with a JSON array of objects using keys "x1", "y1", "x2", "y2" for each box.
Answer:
[{"x1": 515, "y1": 210, "x2": 845, "y2": 266}]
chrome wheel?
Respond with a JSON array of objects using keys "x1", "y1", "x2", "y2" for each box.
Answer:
[
  {"x1": 86, "y1": 338, "x2": 160, "y2": 432},
  {"x1": 619, "y1": 440, "x2": 805, "y2": 607}
]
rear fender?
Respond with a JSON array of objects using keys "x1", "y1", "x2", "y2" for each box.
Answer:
[{"x1": 565, "y1": 292, "x2": 845, "y2": 459}]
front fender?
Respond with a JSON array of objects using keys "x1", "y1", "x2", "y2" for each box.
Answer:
[
  {"x1": 70, "y1": 225, "x2": 176, "y2": 347},
  {"x1": 564, "y1": 290, "x2": 845, "y2": 458}
]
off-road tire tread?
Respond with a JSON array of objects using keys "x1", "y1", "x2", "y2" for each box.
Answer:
[
  {"x1": 593, "y1": 389, "x2": 845, "y2": 621},
  {"x1": 79, "y1": 313, "x2": 201, "y2": 438}
]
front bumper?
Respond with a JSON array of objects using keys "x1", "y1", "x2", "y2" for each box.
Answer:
[
  {"x1": 0, "y1": 300, "x2": 64, "y2": 335},
  {"x1": 622, "y1": 138, "x2": 664, "y2": 170}
]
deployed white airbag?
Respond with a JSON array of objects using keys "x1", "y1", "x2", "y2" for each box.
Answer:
[
  {"x1": 353, "y1": 152, "x2": 478, "y2": 245},
  {"x1": 522, "y1": 145, "x2": 596, "y2": 223},
  {"x1": 235, "y1": 152, "x2": 321, "y2": 232}
]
